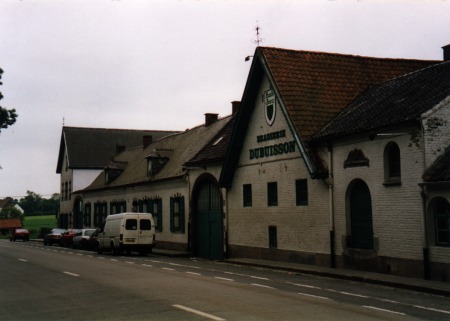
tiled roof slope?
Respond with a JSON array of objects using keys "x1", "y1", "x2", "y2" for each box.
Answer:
[
  {"x1": 0, "y1": 218, "x2": 22, "y2": 229},
  {"x1": 184, "y1": 115, "x2": 236, "y2": 167},
  {"x1": 314, "y1": 61, "x2": 450, "y2": 140},
  {"x1": 261, "y1": 47, "x2": 438, "y2": 141},
  {"x1": 81, "y1": 116, "x2": 232, "y2": 192},
  {"x1": 56, "y1": 127, "x2": 180, "y2": 173},
  {"x1": 423, "y1": 145, "x2": 450, "y2": 182}
]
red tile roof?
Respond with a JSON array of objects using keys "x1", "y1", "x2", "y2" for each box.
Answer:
[
  {"x1": 261, "y1": 47, "x2": 438, "y2": 141},
  {"x1": 0, "y1": 218, "x2": 22, "y2": 229}
]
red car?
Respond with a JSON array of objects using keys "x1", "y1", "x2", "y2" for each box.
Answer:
[
  {"x1": 10, "y1": 229, "x2": 30, "y2": 242},
  {"x1": 59, "y1": 229, "x2": 80, "y2": 247}
]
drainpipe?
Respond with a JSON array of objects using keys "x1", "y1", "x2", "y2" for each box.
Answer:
[
  {"x1": 420, "y1": 184, "x2": 430, "y2": 279},
  {"x1": 327, "y1": 142, "x2": 336, "y2": 268}
]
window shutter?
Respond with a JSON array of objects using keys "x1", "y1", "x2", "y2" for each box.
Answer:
[
  {"x1": 180, "y1": 196, "x2": 185, "y2": 233},
  {"x1": 170, "y1": 197, "x2": 174, "y2": 232},
  {"x1": 158, "y1": 198, "x2": 163, "y2": 232}
]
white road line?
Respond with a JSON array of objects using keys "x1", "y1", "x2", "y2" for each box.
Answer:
[
  {"x1": 125, "y1": 261, "x2": 135, "y2": 264},
  {"x1": 289, "y1": 283, "x2": 322, "y2": 290},
  {"x1": 172, "y1": 304, "x2": 225, "y2": 321},
  {"x1": 363, "y1": 306, "x2": 406, "y2": 316},
  {"x1": 142, "y1": 264, "x2": 153, "y2": 268},
  {"x1": 162, "y1": 267, "x2": 175, "y2": 271},
  {"x1": 110, "y1": 259, "x2": 118, "y2": 262},
  {"x1": 250, "y1": 275, "x2": 269, "y2": 280},
  {"x1": 214, "y1": 277, "x2": 234, "y2": 282},
  {"x1": 413, "y1": 305, "x2": 450, "y2": 315},
  {"x1": 251, "y1": 283, "x2": 274, "y2": 289},
  {"x1": 298, "y1": 292, "x2": 330, "y2": 300},
  {"x1": 186, "y1": 271, "x2": 201, "y2": 276},
  {"x1": 63, "y1": 271, "x2": 80, "y2": 277},
  {"x1": 150, "y1": 260, "x2": 162, "y2": 263},
  {"x1": 18, "y1": 258, "x2": 27, "y2": 262},
  {"x1": 338, "y1": 291, "x2": 369, "y2": 298}
]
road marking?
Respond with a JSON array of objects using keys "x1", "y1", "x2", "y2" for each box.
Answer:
[
  {"x1": 413, "y1": 305, "x2": 450, "y2": 315},
  {"x1": 63, "y1": 271, "x2": 80, "y2": 277},
  {"x1": 110, "y1": 259, "x2": 118, "y2": 262},
  {"x1": 125, "y1": 261, "x2": 135, "y2": 264},
  {"x1": 150, "y1": 260, "x2": 162, "y2": 263},
  {"x1": 186, "y1": 271, "x2": 201, "y2": 276},
  {"x1": 363, "y1": 306, "x2": 406, "y2": 316},
  {"x1": 215, "y1": 277, "x2": 234, "y2": 282},
  {"x1": 173, "y1": 304, "x2": 225, "y2": 321},
  {"x1": 162, "y1": 267, "x2": 175, "y2": 271},
  {"x1": 338, "y1": 291, "x2": 369, "y2": 298},
  {"x1": 250, "y1": 275, "x2": 269, "y2": 280},
  {"x1": 298, "y1": 292, "x2": 330, "y2": 300},
  {"x1": 142, "y1": 264, "x2": 153, "y2": 268},
  {"x1": 290, "y1": 283, "x2": 321, "y2": 290},
  {"x1": 18, "y1": 258, "x2": 27, "y2": 262},
  {"x1": 251, "y1": 283, "x2": 274, "y2": 289}
]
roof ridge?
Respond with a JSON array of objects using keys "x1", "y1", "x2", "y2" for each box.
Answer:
[
  {"x1": 63, "y1": 126, "x2": 179, "y2": 133},
  {"x1": 258, "y1": 46, "x2": 439, "y2": 63}
]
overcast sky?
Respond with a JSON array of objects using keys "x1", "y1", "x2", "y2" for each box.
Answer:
[{"x1": 1, "y1": 0, "x2": 450, "y2": 199}]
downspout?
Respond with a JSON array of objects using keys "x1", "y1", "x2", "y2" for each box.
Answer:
[
  {"x1": 420, "y1": 118, "x2": 430, "y2": 279},
  {"x1": 327, "y1": 142, "x2": 336, "y2": 268}
]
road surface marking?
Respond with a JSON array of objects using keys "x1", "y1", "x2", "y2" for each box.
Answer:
[
  {"x1": 173, "y1": 304, "x2": 225, "y2": 321},
  {"x1": 413, "y1": 305, "x2": 450, "y2": 315},
  {"x1": 251, "y1": 283, "x2": 274, "y2": 289},
  {"x1": 186, "y1": 271, "x2": 201, "y2": 276},
  {"x1": 18, "y1": 259, "x2": 27, "y2": 262},
  {"x1": 150, "y1": 260, "x2": 162, "y2": 263},
  {"x1": 142, "y1": 264, "x2": 153, "y2": 268},
  {"x1": 162, "y1": 267, "x2": 175, "y2": 271},
  {"x1": 363, "y1": 306, "x2": 406, "y2": 316},
  {"x1": 215, "y1": 277, "x2": 234, "y2": 282},
  {"x1": 250, "y1": 275, "x2": 269, "y2": 280},
  {"x1": 337, "y1": 291, "x2": 369, "y2": 298},
  {"x1": 290, "y1": 283, "x2": 321, "y2": 290},
  {"x1": 298, "y1": 292, "x2": 330, "y2": 300},
  {"x1": 63, "y1": 271, "x2": 80, "y2": 277},
  {"x1": 110, "y1": 259, "x2": 118, "y2": 262},
  {"x1": 126, "y1": 261, "x2": 135, "y2": 264}
]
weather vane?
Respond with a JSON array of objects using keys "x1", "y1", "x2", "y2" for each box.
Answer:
[{"x1": 253, "y1": 21, "x2": 263, "y2": 47}]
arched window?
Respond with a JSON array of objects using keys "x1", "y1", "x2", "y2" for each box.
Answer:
[
  {"x1": 384, "y1": 142, "x2": 401, "y2": 185},
  {"x1": 434, "y1": 198, "x2": 450, "y2": 246}
]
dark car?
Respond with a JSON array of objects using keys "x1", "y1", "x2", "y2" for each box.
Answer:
[
  {"x1": 10, "y1": 229, "x2": 30, "y2": 242},
  {"x1": 86, "y1": 229, "x2": 100, "y2": 251},
  {"x1": 43, "y1": 228, "x2": 66, "y2": 246},
  {"x1": 72, "y1": 229, "x2": 96, "y2": 249},
  {"x1": 59, "y1": 229, "x2": 80, "y2": 247}
]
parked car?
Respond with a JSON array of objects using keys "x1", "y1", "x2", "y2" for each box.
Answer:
[
  {"x1": 43, "y1": 228, "x2": 66, "y2": 246},
  {"x1": 72, "y1": 229, "x2": 96, "y2": 249},
  {"x1": 86, "y1": 229, "x2": 99, "y2": 251},
  {"x1": 59, "y1": 229, "x2": 80, "y2": 247},
  {"x1": 9, "y1": 228, "x2": 30, "y2": 242}
]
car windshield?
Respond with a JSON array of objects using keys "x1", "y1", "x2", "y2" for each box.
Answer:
[
  {"x1": 15, "y1": 229, "x2": 28, "y2": 233},
  {"x1": 85, "y1": 230, "x2": 95, "y2": 236},
  {"x1": 53, "y1": 229, "x2": 66, "y2": 234}
]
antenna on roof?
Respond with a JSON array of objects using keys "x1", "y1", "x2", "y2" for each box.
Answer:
[{"x1": 253, "y1": 21, "x2": 263, "y2": 47}]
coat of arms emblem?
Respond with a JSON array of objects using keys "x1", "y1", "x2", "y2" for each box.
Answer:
[{"x1": 264, "y1": 89, "x2": 276, "y2": 126}]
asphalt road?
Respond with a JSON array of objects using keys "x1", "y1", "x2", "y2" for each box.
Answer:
[{"x1": 1, "y1": 240, "x2": 449, "y2": 321}]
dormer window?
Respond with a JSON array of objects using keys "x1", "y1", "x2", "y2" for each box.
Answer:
[{"x1": 146, "y1": 150, "x2": 169, "y2": 177}]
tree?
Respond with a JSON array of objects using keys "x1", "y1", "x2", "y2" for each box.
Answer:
[
  {"x1": 0, "y1": 207, "x2": 24, "y2": 225},
  {"x1": 18, "y1": 191, "x2": 59, "y2": 216},
  {"x1": 0, "y1": 68, "x2": 18, "y2": 133}
]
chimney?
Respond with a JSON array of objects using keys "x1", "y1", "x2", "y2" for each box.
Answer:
[
  {"x1": 205, "y1": 113, "x2": 219, "y2": 127},
  {"x1": 143, "y1": 135, "x2": 153, "y2": 149},
  {"x1": 443, "y1": 44, "x2": 450, "y2": 61},
  {"x1": 231, "y1": 101, "x2": 241, "y2": 115}
]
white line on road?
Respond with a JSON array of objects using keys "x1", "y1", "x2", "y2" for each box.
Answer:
[
  {"x1": 162, "y1": 267, "x2": 175, "y2": 271},
  {"x1": 125, "y1": 261, "x2": 135, "y2": 264},
  {"x1": 298, "y1": 292, "x2": 330, "y2": 300},
  {"x1": 413, "y1": 305, "x2": 450, "y2": 315},
  {"x1": 363, "y1": 306, "x2": 406, "y2": 316},
  {"x1": 18, "y1": 258, "x2": 27, "y2": 262},
  {"x1": 186, "y1": 271, "x2": 201, "y2": 276},
  {"x1": 251, "y1": 283, "x2": 274, "y2": 289},
  {"x1": 250, "y1": 275, "x2": 269, "y2": 280},
  {"x1": 63, "y1": 271, "x2": 80, "y2": 277},
  {"x1": 289, "y1": 283, "x2": 322, "y2": 290},
  {"x1": 142, "y1": 264, "x2": 153, "y2": 268},
  {"x1": 214, "y1": 277, "x2": 234, "y2": 282},
  {"x1": 173, "y1": 304, "x2": 225, "y2": 321}
]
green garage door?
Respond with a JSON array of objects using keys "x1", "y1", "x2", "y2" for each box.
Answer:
[{"x1": 197, "y1": 182, "x2": 223, "y2": 260}]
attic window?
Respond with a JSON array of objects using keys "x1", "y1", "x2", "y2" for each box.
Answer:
[
  {"x1": 147, "y1": 156, "x2": 168, "y2": 177},
  {"x1": 213, "y1": 137, "x2": 224, "y2": 146}
]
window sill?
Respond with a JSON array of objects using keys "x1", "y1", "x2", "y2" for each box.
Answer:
[{"x1": 383, "y1": 178, "x2": 401, "y2": 187}]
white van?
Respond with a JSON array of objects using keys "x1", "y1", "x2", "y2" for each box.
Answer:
[{"x1": 97, "y1": 212, "x2": 156, "y2": 256}]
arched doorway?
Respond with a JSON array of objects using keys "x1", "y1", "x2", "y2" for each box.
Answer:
[
  {"x1": 349, "y1": 179, "x2": 374, "y2": 249},
  {"x1": 193, "y1": 176, "x2": 223, "y2": 260},
  {"x1": 73, "y1": 197, "x2": 83, "y2": 229}
]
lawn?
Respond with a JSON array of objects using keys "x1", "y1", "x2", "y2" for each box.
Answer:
[{"x1": 23, "y1": 215, "x2": 57, "y2": 239}]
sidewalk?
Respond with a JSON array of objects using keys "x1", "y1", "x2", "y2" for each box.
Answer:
[{"x1": 152, "y1": 248, "x2": 450, "y2": 297}]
